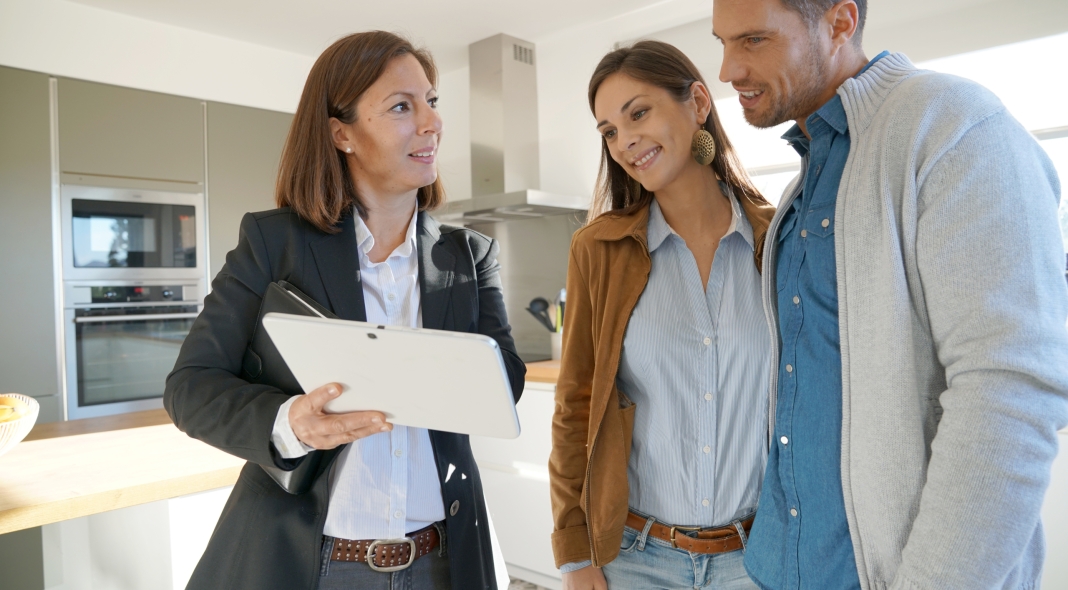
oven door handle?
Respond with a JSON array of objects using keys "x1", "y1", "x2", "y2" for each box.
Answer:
[{"x1": 74, "y1": 312, "x2": 200, "y2": 324}]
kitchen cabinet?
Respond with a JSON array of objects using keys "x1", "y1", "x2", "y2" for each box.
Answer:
[
  {"x1": 471, "y1": 380, "x2": 562, "y2": 589},
  {"x1": 205, "y1": 102, "x2": 292, "y2": 280},
  {"x1": 57, "y1": 78, "x2": 204, "y2": 186},
  {"x1": 1041, "y1": 430, "x2": 1068, "y2": 588},
  {"x1": 0, "y1": 66, "x2": 61, "y2": 423}
]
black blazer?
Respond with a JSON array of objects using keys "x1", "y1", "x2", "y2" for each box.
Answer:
[{"x1": 164, "y1": 207, "x2": 525, "y2": 590}]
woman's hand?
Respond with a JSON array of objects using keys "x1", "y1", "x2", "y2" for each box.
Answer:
[
  {"x1": 562, "y1": 565, "x2": 608, "y2": 590},
  {"x1": 289, "y1": 383, "x2": 391, "y2": 450}
]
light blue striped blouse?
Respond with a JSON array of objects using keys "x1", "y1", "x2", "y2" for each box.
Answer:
[{"x1": 617, "y1": 189, "x2": 770, "y2": 528}]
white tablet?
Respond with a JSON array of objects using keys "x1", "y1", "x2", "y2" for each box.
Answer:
[{"x1": 261, "y1": 313, "x2": 521, "y2": 439}]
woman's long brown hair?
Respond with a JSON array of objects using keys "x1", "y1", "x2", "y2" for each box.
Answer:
[
  {"x1": 587, "y1": 40, "x2": 768, "y2": 221},
  {"x1": 276, "y1": 31, "x2": 445, "y2": 234}
]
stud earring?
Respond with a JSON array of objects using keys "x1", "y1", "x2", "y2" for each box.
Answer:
[
  {"x1": 691, "y1": 129, "x2": 716, "y2": 166},
  {"x1": 346, "y1": 147, "x2": 353, "y2": 153}
]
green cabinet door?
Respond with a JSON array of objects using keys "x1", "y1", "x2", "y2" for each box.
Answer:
[
  {"x1": 0, "y1": 66, "x2": 60, "y2": 421},
  {"x1": 206, "y1": 102, "x2": 292, "y2": 281},
  {"x1": 57, "y1": 78, "x2": 205, "y2": 185}
]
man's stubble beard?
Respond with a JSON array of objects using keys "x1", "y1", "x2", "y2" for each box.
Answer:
[{"x1": 745, "y1": 39, "x2": 831, "y2": 129}]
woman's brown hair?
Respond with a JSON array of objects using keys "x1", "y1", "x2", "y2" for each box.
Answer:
[
  {"x1": 276, "y1": 31, "x2": 445, "y2": 233},
  {"x1": 587, "y1": 40, "x2": 768, "y2": 221}
]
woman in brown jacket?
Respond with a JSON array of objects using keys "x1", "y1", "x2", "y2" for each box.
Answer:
[{"x1": 550, "y1": 41, "x2": 776, "y2": 590}]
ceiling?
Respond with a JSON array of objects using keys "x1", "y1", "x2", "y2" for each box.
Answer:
[
  {"x1": 67, "y1": 0, "x2": 1068, "y2": 84},
  {"x1": 66, "y1": 0, "x2": 709, "y2": 72}
]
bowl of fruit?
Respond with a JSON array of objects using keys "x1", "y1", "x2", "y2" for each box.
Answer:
[{"x1": 0, "y1": 394, "x2": 39, "y2": 458}]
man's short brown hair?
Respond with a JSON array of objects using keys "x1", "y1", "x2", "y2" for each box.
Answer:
[{"x1": 780, "y1": 0, "x2": 867, "y2": 43}]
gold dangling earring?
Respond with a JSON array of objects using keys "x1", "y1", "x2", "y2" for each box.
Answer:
[{"x1": 691, "y1": 129, "x2": 716, "y2": 166}]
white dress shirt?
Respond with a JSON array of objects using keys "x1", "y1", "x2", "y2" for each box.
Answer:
[{"x1": 271, "y1": 206, "x2": 445, "y2": 540}]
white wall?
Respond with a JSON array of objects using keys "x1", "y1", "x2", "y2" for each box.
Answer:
[
  {"x1": 0, "y1": 0, "x2": 313, "y2": 114},
  {"x1": 436, "y1": 66, "x2": 472, "y2": 201},
  {"x1": 534, "y1": 0, "x2": 710, "y2": 200}
]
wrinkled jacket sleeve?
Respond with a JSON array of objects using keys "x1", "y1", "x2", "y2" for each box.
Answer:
[
  {"x1": 892, "y1": 109, "x2": 1068, "y2": 589},
  {"x1": 472, "y1": 236, "x2": 526, "y2": 402},
  {"x1": 164, "y1": 213, "x2": 293, "y2": 469},
  {"x1": 549, "y1": 235, "x2": 597, "y2": 566}
]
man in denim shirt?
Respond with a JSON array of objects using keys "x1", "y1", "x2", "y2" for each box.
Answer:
[{"x1": 714, "y1": 0, "x2": 1068, "y2": 588}]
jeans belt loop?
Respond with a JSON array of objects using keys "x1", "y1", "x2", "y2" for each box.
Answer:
[
  {"x1": 637, "y1": 516, "x2": 655, "y2": 552},
  {"x1": 732, "y1": 520, "x2": 749, "y2": 551},
  {"x1": 432, "y1": 521, "x2": 447, "y2": 558}
]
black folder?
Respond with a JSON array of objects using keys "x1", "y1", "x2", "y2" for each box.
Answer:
[{"x1": 241, "y1": 281, "x2": 342, "y2": 494}]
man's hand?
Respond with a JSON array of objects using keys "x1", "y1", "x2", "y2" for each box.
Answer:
[
  {"x1": 289, "y1": 383, "x2": 391, "y2": 449},
  {"x1": 562, "y1": 565, "x2": 608, "y2": 590}
]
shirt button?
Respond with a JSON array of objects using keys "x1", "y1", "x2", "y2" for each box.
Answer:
[
  {"x1": 703, "y1": 337, "x2": 711, "y2": 346},
  {"x1": 450, "y1": 500, "x2": 460, "y2": 516},
  {"x1": 793, "y1": 296, "x2": 800, "y2": 305},
  {"x1": 790, "y1": 508, "x2": 798, "y2": 517},
  {"x1": 801, "y1": 229, "x2": 808, "y2": 238},
  {"x1": 387, "y1": 293, "x2": 395, "y2": 301},
  {"x1": 394, "y1": 510, "x2": 404, "y2": 519},
  {"x1": 394, "y1": 449, "x2": 403, "y2": 457},
  {"x1": 704, "y1": 393, "x2": 712, "y2": 401},
  {"x1": 786, "y1": 364, "x2": 793, "y2": 373},
  {"x1": 822, "y1": 218, "x2": 830, "y2": 228},
  {"x1": 703, "y1": 445, "x2": 711, "y2": 454},
  {"x1": 781, "y1": 436, "x2": 789, "y2": 445},
  {"x1": 702, "y1": 499, "x2": 710, "y2": 507}
]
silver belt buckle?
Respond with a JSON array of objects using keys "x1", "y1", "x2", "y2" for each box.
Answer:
[{"x1": 366, "y1": 537, "x2": 418, "y2": 573}]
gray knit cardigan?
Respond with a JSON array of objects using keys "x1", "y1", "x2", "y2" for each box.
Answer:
[{"x1": 760, "y1": 53, "x2": 1068, "y2": 590}]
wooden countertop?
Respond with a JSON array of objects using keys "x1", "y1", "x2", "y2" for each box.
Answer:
[
  {"x1": 0, "y1": 422, "x2": 244, "y2": 535},
  {"x1": 0, "y1": 362, "x2": 558, "y2": 535},
  {"x1": 524, "y1": 360, "x2": 560, "y2": 384}
]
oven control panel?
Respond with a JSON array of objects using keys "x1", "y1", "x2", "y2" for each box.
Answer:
[
  {"x1": 65, "y1": 283, "x2": 201, "y2": 306},
  {"x1": 89, "y1": 285, "x2": 186, "y2": 303}
]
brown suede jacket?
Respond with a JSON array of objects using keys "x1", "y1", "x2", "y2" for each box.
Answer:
[{"x1": 549, "y1": 194, "x2": 775, "y2": 568}]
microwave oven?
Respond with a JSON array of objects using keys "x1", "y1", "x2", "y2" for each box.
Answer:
[{"x1": 60, "y1": 184, "x2": 206, "y2": 282}]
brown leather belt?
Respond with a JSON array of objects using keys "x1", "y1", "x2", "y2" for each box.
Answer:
[
  {"x1": 329, "y1": 524, "x2": 440, "y2": 572},
  {"x1": 626, "y1": 512, "x2": 754, "y2": 555}
]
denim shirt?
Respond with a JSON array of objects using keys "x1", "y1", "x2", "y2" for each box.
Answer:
[{"x1": 744, "y1": 52, "x2": 889, "y2": 590}]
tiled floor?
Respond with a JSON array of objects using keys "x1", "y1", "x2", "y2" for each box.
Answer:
[{"x1": 508, "y1": 578, "x2": 551, "y2": 590}]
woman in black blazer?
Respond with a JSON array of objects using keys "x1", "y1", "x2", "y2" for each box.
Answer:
[{"x1": 164, "y1": 31, "x2": 525, "y2": 590}]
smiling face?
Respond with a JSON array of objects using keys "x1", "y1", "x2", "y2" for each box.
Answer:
[
  {"x1": 593, "y1": 73, "x2": 709, "y2": 194},
  {"x1": 331, "y1": 54, "x2": 442, "y2": 202},
  {"x1": 714, "y1": 0, "x2": 832, "y2": 129}
]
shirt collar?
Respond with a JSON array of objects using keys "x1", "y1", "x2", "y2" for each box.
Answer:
[
  {"x1": 782, "y1": 50, "x2": 892, "y2": 153},
  {"x1": 646, "y1": 182, "x2": 753, "y2": 253},
  {"x1": 353, "y1": 205, "x2": 419, "y2": 264}
]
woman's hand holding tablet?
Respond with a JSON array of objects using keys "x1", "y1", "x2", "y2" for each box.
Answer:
[{"x1": 288, "y1": 382, "x2": 392, "y2": 450}]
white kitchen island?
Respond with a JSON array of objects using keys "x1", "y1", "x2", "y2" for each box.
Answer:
[{"x1": 3, "y1": 362, "x2": 1066, "y2": 590}]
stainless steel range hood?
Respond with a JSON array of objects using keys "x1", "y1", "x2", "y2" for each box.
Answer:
[{"x1": 436, "y1": 34, "x2": 588, "y2": 222}]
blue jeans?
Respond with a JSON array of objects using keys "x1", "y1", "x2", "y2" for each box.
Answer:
[{"x1": 602, "y1": 522, "x2": 759, "y2": 590}]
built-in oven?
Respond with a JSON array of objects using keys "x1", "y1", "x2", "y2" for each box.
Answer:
[
  {"x1": 62, "y1": 282, "x2": 201, "y2": 420},
  {"x1": 60, "y1": 184, "x2": 205, "y2": 282},
  {"x1": 57, "y1": 184, "x2": 206, "y2": 419}
]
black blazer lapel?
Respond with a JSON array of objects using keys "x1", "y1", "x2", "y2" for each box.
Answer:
[
  {"x1": 418, "y1": 212, "x2": 455, "y2": 331},
  {"x1": 309, "y1": 212, "x2": 367, "y2": 322}
]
